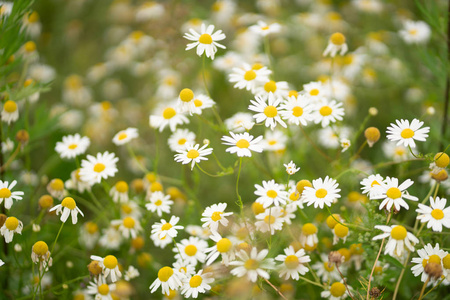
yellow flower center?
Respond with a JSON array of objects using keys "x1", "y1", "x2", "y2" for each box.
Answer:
[
  {"x1": 296, "y1": 180, "x2": 312, "y2": 194},
  {"x1": 123, "y1": 217, "x2": 135, "y2": 229},
  {"x1": 334, "y1": 223, "x2": 349, "y2": 238},
  {"x1": 5, "y1": 217, "x2": 19, "y2": 230},
  {"x1": 371, "y1": 180, "x2": 379, "y2": 187},
  {"x1": 0, "y1": 187, "x2": 11, "y2": 198},
  {"x1": 158, "y1": 267, "x2": 174, "y2": 282},
  {"x1": 264, "y1": 105, "x2": 278, "y2": 118},
  {"x1": 86, "y1": 222, "x2": 98, "y2": 234},
  {"x1": 178, "y1": 138, "x2": 187, "y2": 145},
  {"x1": 217, "y1": 238, "x2": 232, "y2": 253},
  {"x1": 24, "y1": 41, "x2": 36, "y2": 53},
  {"x1": 93, "y1": 163, "x2": 106, "y2": 173},
  {"x1": 211, "y1": 211, "x2": 222, "y2": 221},
  {"x1": 115, "y1": 181, "x2": 128, "y2": 193},
  {"x1": 264, "y1": 215, "x2": 276, "y2": 224},
  {"x1": 161, "y1": 223, "x2": 172, "y2": 231},
  {"x1": 179, "y1": 88, "x2": 194, "y2": 102},
  {"x1": 315, "y1": 188, "x2": 328, "y2": 198},
  {"x1": 292, "y1": 106, "x2": 303, "y2": 117},
  {"x1": 264, "y1": 81, "x2": 277, "y2": 93},
  {"x1": 199, "y1": 33, "x2": 213, "y2": 44},
  {"x1": 268, "y1": 140, "x2": 277, "y2": 145},
  {"x1": 61, "y1": 197, "x2": 76, "y2": 210},
  {"x1": 326, "y1": 214, "x2": 340, "y2": 229},
  {"x1": 68, "y1": 144, "x2": 78, "y2": 150},
  {"x1": 244, "y1": 70, "x2": 256, "y2": 81},
  {"x1": 155, "y1": 200, "x2": 162, "y2": 206},
  {"x1": 194, "y1": 99, "x2": 203, "y2": 107},
  {"x1": 330, "y1": 282, "x2": 346, "y2": 297},
  {"x1": 121, "y1": 204, "x2": 132, "y2": 214},
  {"x1": 409, "y1": 29, "x2": 418, "y2": 35},
  {"x1": 302, "y1": 223, "x2": 317, "y2": 235},
  {"x1": 118, "y1": 133, "x2": 128, "y2": 140},
  {"x1": 284, "y1": 255, "x2": 299, "y2": 269},
  {"x1": 434, "y1": 152, "x2": 450, "y2": 168},
  {"x1": 390, "y1": 225, "x2": 407, "y2": 240},
  {"x1": 163, "y1": 107, "x2": 176, "y2": 119},
  {"x1": 131, "y1": 30, "x2": 144, "y2": 40},
  {"x1": 374, "y1": 266, "x2": 383, "y2": 275},
  {"x1": 98, "y1": 284, "x2": 109, "y2": 295},
  {"x1": 184, "y1": 245, "x2": 197, "y2": 256},
  {"x1": 289, "y1": 192, "x2": 300, "y2": 201},
  {"x1": 330, "y1": 32, "x2": 346, "y2": 45},
  {"x1": 252, "y1": 63, "x2": 263, "y2": 70},
  {"x1": 266, "y1": 190, "x2": 277, "y2": 198},
  {"x1": 386, "y1": 187, "x2": 401, "y2": 199},
  {"x1": 4, "y1": 100, "x2": 17, "y2": 113},
  {"x1": 189, "y1": 275, "x2": 203, "y2": 287},
  {"x1": 236, "y1": 139, "x2": 250, "y2": 148},
  {"x1": 323, "y1": 261, "x2": 335, "y2": 272},
  {"x1": 443, "y1": 254, "x2": 450, "y2": 269},
  {"x1": 187, "y1": 149, "x2": 200, "y2": 159},
  {"x1": 150, "y1": 181, "x2": 163, "y2": 192},
  {"x1": 28, "y1": 11, "x2": 39, "y2": 23},
  {"x1": 50, "y1": 179, "x2": 64, "y2": 191},
  {"x1": 319, "y1": 106, "x2": 332, "y2": 116},
  {"x1": 32, "y1": 241, "x2": 48, "y2": 256},
  {"x1": 252, "y1": 202, "x2": 265, "y2": 215},
  {"x1": 431, "y1": 209, "x2": 444, "y2": 220},
  {"x1": 289, "y1": 90, "x2": 298, "y2": 97},
  {"x1": 400, "y1": 128, "x2": 414, "y2": 139},
  {"x1": 103, "y1": 255, "x2": 118, "y2": 269},
  {"x1": 261, "y1": 26, "x2": 270, "y2": 30},
  {"x1": 309, "y1": 89, "x2": 319, "y2": 96},
  {"x1": 244, "y1": 259, "x2": 259, "y2": 270}
]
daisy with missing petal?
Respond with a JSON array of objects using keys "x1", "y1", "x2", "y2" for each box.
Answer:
[
  {"x1": 221, "y1": 131, "x2": 263, "y2": 157},
  {"x1": 360, "y1": 174, "x2": 384, "y2": 199},
  {"x1": 313, "y1": 100, "x2": 345, "y2": 127},
  {"x1": 230, "y1": 247, "x2": 275, "y2": 282},
  {"x1": 1, "y1": 100, "x2": 19, "y2": 125},
  {"x1": 279, "y1": 95, "x2": 313, "y2": 126},
  {"x1": 373, "y1": 225, "x2": 419, "y2": 257},
  {"x1": 149, "y1": 101, "x2": 189, "y2": 132},
  {"x1": 323, "y1": 32, "x2": 348, "y2": 57},
  {"x1": 174, "y1": 143, "x2": 213, "y2": 170},
  {"x1": 254, "y1": 179, "x2": 288, "y2": 208},
  {"x1": 168, "y1": 129, "x2": 196, "y2": 152},
  {"x1": 146, "y1": 191, "x2": 173, "y2": 217},
  {"x1": 49, "y1": 197, "x2": 84, "y2": 224},
  {"x1": 416, "y1": 196, "x2": 450, "y2": 232},
  {"x1": 184, "y1": 23, "x2": 226, "y2": 60},
  {"x1": 112, "y1": 127, "x2": 138, "y2": 145},
  {"x1": 205, "y1": 233, "x2": 235, "y2": 266},
  {"x1": 173, "y1": 236, "x2": 208, "y2": 265},
  {"x1": 370, "y1": 176, "x2": 418, "y2": 212},
  {"x1": 90, "y1": 255, "x2": 122, "y2": 282},
  {"x1": 300, "y1": 223, "x2": 319, "y2": 248},
  {"x1": 411, "y1": 243, "x2": 447, "y2": 282},
  {"x1": 151, "y1": 231, "x2": 173, "y2": 249},
  {"x1": 255, "y1": 207, "x2": 284, "y2": 235},
  {"x1": 275, "y1": 246, "x2": 311, "y2": 280},
  {"x1": 386, "y1": 118, "x2": 430, "y2": 148},
  {"x1": 284, "y1": 161, "x2": 300, "y2": 175},
  {"x1": 55, "y1": 134, "x2": 90, "y2": 159},
  {"x1": 149, "y1": 266, "x2": 183, "y2": 295},
  {"x1": 303, "y1": 176, "x2": 341, "y2": 209},
  {"x1": 151, "y1": 216, "x2": 184, "y2": 239},
  {"x1": 229, "y1": 63, "x2": 271, "y2": 93},
  {"x1": 0, "y1": 216, "x2": 23, "y2": 243},
  {"x1": 0, "y1": 180, "x2": 24, "y2": 209},
  {"x1": 201, "y1": 203, "x2": 233, "y2": 233},
  {"x1": 248, "y1": 93, "x2": 287, "y2": 130},
  {"x1": 79, "y1": 152, "x2": 119, "y2": 184},
  {"x1": 181, "y1": 269, "x2": 214, "y2": 298}
]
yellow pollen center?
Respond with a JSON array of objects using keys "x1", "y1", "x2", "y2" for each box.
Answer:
[
  {"x1": 264, "y1": 105, "x2": 278, "y2": 118},
  {"x1": 330, "y1": 32, "x2": 346, "y2": 45},
  {"x1": 289, "y1": 90, "x2": 299, "y2": 97},
  {"x1": 115, "y1": 181, "x2": 128, "y2": 193},
  {"x1": 315, "y1": 188, "x2": 328, "y2": 198},
  {"x1": 266, "y1": 190, "x2": 278, "y2": 198},
  {"x1": 179, "y1": 88, "x2": 194, "y2": 102},
  {"x1": 118, "y1": 133, "x2": 128, "y2": 140},
  {"x1": 443, "y1": 254, "x2": 450, "y2": 269},
  {"x1": 68, "y1": 144, "x2": 78, "y2": 150},
  {"x1": 178, "y1": 138, "x2": 187, "y2": 145},
  {"x1": 123, "y1": 217, "x2": 135, "y2": 229},
  {"x1": 309, "y1": 89, "x2": 319, "y2": 96},
  {"x1": 374, "y1": 266, "x2": 383, "y2": 275},
  {"x1": 50, "y1": 179, "x2": 64, "y2": 191},
  {"x1": 431, "y1": 209, "x2": 444, "y2": 220},
  {"x1": 4, "y1": 100, "x2": 17, "y2": 113},
  {"x1": 236, "y1": 139, "x2": 250, "y2": 148},
  {"x1": 330, "y1": 282, "x2": 346, "y2": 297},
  {"x1": 252, "y1": 63, "x2": 263, "y2": 70},
  {"x1": 161, "y1": 223, "x2": 172, "y2": 231},
  {"x1": 158, "y1": 267, "x2": 174, "y2": 282},
  {"x1": 371, "y1": 180, "x2": 379, "y2": 187},
  {"x1": 5, "y1": 217, "x2": 19, "y2": 230},
  {"x1": 261, "y1": 26, "x2": 270, "y2": 30},
  {"x1": 186, "y1": 149, "x2": 199, "y2": 159},
  {"x1": 86, "y1": 222, "x2": 98, "y2": 234},
  {"x1": 28, "y1": 11, "x2": 39, "y2": 23},
  {"x1": 61, "y1": 197, "x2": 76, "y2": 210},
  {"x1": 334, "y1": 223, "x2": 349, "y2": 238},
  {"x1": 93, "y1": 163, "x2": 106, "y2": 173},
  {"x1": 409, "y1": 29, "x2": 418, "y2": 35},
  {"x1": 194, "y1": 99, "x2": 203, "y2": 107},
  {"x1": 217, "y1": 238, "x2": 232, "y2": 253},
  {"x1": 98, "y1": 284, "x2": 109, "y2": 295},
  {"x1": 244, "y1": 70, "x2": 256, "y2": 81},
  {"x1": 285, "y1": 255, "x2": 299, "y2": 269},
  {"x1": 155, "y1": 200, "x2": 162, "y2": 206},
  {"x1": 292, "y1": 106, "x2": 303, "y2": 117},
  {"x1": 189, "y1": 275, "x2": 203, "y2": 287},
  {"x1": 199, "y1": 33, "x2": 213, "y2": 44},
  {"x1": 184, "y1": 245, "x2": 197, "y2": 256},
  {"x1": 324, "y1": 262, "x2": 335, "y2": 272},
  {"x1": 302, "y1": 223, "x2": 317, "y2": 235},
  {"x1": 400, "y1": 128, "x2": 414, "y2": 139},
  {"x1": 24, "y1": 41, "x2": 36, "y2": 53},
  {"x1": 319, "y1": 106, "x2": 332, "y2": 116},
  {"x1": 289, "y1": 192, "x2": 300, "y2": 201},
  {"x1": 244, "y1": 259, "x2": 259, "y2": 270},
  {"x1": 0, "y1": 188, "x2": 11, "y2": 198},
  {"x1": 121, "y1": 204, "x2": 132, "y2": 214},
  {"x1": 264, "y1": 215, "x2": 276, "y2": 224},
  {"x1": 390, "y1": 225, "x2": 407, "y2": 240},
  {"x1": 211, "y1": 211, "x2": 222, "y2": 222},
  {"x1": 163, "y1": 108, "x2": 176, "y2": 119},
  {"x1": 264, "y1": 81, "x2": 277, "y2": 93},
  {"x1": 103, "y1": 255, "x2": 118, "y2": 269},
  {"x1": 268, "y1": 140, "x2": 277, "y2": 145},
  {"x1": 32, "y1": 241, "x2": 48, "y2": 256},
  {"x1": 386, "y1": 187, "x2": 401, "y2": 199}
]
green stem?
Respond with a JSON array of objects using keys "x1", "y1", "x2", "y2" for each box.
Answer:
[{"x1": 235, "y1": 158, "x2": 243, "y2": 211}]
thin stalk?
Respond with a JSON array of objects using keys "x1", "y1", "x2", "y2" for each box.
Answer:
[
  {"x1": 299, "y1": 124, "x2": 333, "y2": 162},
  {"x1": 235, "y1": 158, "x2": 243, "y2": 211},
  {"x1": 417, "y1": 276, "x2": 430, "y2": 300},
  {"x1": 263, "y1": 278, "x2": 287, "y2": 300},
  {"x1": 392, "y1": 251, "x2": 411, "y2": 300}
]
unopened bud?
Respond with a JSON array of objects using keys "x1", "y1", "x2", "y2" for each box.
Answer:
[
  {"x1": 369, "y1": 107, "x2": 378, "y2": 116},
  {"x1": 364, "y1": 127, "x2": 380, "y2": 147},
  {"x1": 203, "y1": 139, "x2": 210, "y2": 145},
  {"x1": 38, "y1": 195, "x2": 54, "y2": 209}
]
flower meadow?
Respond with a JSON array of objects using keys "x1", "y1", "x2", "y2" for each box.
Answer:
[{"x1": 1, "y1": 0, "x2": 450, "y2": 299}]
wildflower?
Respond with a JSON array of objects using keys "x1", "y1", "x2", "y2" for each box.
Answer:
[
  {"x1": 411, "y1": 243, "x2": 447, "y2": 282},
  {"x1": 0, "y1": 2, "x2": 13, "y2": 17},
  {"x1": 173, "y1": 236, "x2": 208, "y2": 265},
  {"x1": 65, "y1": 169, "x2": 91, "y2": 193},
  {"x1": 284, "y1": 161, "x2": 300, "y2": 175},
  {"x1": 146, "y1": 191, "x2": 173, "y2": 217},
  {"x1": 249, "y1": 21, "x2": 282, "y2": 36},
  {"x1": 1, "y1": 100, "x2": 19, "y2": 125},
  {"x1": 373, "y1": 225, "x2": 419, "y2": 257},
  {"x1": 399, "y1": 20, "x2": 431, "y2": 44},
  {"x1": 151, "y1": 231, "x2": 173, "y2": 249},
  {"x1": 86, "y1": 276, "x2": 116, "y2": 300},
  {"x1": 340, "y1": 139, "x2": 351, "y2": 152},
  {"x1": 0, "y1": 216, "x2": 23, "y2": 243},
  {"x1": 303, "y1": 81, "x2": 330, "y2": 100},
  {"x1": 174, "y1": 143, "x2": 213, "y2": 170},
  {"x1": 111, "y1": 217, "x2": 142, "y2": 239},
  {"x1": 248, "y1": 93, "x2": 287, "y2": 130},
  {"x1": 303, "y1": 176, "x2": 341, "y2": 209},
  {"x1": 224, "y1": 112, "x2": 255, "y2": 132},
  {"x1": 205, "y1": 233, "x2": 235, "y2": 265},
  {"x1": 31, "y1": 241, "x2": 52, "y2": 270},
  {"x1": 261, "y1": 130, "x2": 287, "y2": 152},
  {"x1": 370, "y1": 177, "x2": 418, "y2": 211},
  {"x1": 279, "y1": 94, "x2": 313, "y2": 126},
  {"x1": 49, "y1": 197, "x2": 84, "y2": 224},
  {"x1": 190, "y1": 94, "x2": 215, "y2": 115},
  {"x1": 416, "y1": 197, "x2": 450, "y2": 232},
  {"x1": 181, "y1": 270, "x2": 214, "y2": 298},
  {"x1": 201, "y1": 203, "x2": 233, "y2": 233},
  {"x1": 136, "y1": 1, "x2": 165, "y2": 22},
  {"x1": 254, "y1": 179, "x2": 288, "y2": 208},
  {"x1": 313, "y1": 100, "x2": 345, "y2": 127},
  {"x1": 221, "y1": 131, "x2": 263, "y2": 157},
  {"x1": 112, "y1": 127, "x2": 138, "y2": 145},
  {"x1": 90, "y1": 255, "x2": 122, "y2": 282},
  {"x1": 110, "y1": 181, "x2": 129, "y2": 203},
  {"x1": 79, "y1": 221, "x2": 99, "y2": 249},
  {"x1": 275, "y1": 246, "x2": 311, "y2": 280},
  {"x1": 22, "y1": 11, "x2": 41, "y2": 38},
  {"x1": 173, "y1": 260, "x2": 196, "y2": 277},
  {"x1": 255, "y1": 207, "x2": 284, "y2": 234},
  {"x1": 149, "y1": 266, "x2": 183, "y2": 294},
  {"x1": 55, "y1": 134, "x2": 90, "y2": 159},
  {"x1": 149, "y1": 101, "x2": 189, "y2": 132},
  {"x1": 151, "y1": 216, "x2": 184, "y2": 239},
  {"x1": 46, "y1": 178, "x2": 66, "y2": 200},
  {"x1": 434, "y1": 152, "x2": 450, "y2": 168},
  {"x1": 0, "y1": 180, "x2": 24, "y2": 209},
  {"x1": 360, "y1": 174, "x2": 384, "y2": 199},
  {"x1": 229, "y1": 63, "x2": 271, "y2": 93},
  {"x1": 321, "y1": 280, "x2": 352, "y2": 299},
  {"x1": 300, "y1": 223, "x2": 319, "y2": 248},
  {"x1": 364, "y1": 127, "x2": 381, "y2": 147},
  {"x1": 230, "y1": 247, "x2": 275, "y2": 282},
  {"x1": 255, "y1": 80, "x2": 289, "y2": 99},
  {"x1": 312, "y1": 254, "x2": 342, "y2": 282},
  {"x1": 323, "y1": 32, "x2": 348, "y2": 57},
  {"x1": 386, "y1": 118, "x2": 430, "y2": 148},
  {"x1": 184, "y1": 23, "x2": 226, "y2": 60},
  {"x1": 382, "y1": 142, "x2": 410, "y2": 162},
  {"x1": 333, "y1": 223, "x2": 349, "y2": 245},
  {"x1": 79, "y1": 151, "x2": 119, "y2": 184}
]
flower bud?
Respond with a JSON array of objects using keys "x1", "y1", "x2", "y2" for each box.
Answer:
[{"x1": 364, "y1": 127, "x2": 380, "y2": 147}]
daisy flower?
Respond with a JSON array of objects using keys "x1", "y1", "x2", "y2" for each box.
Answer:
[
  {"x1": 284, "y1": 161, "x2": 300, "y2": 175},
  {"x1": 229, "y1": 63, "x2": 271, "y2": 93},
  {"x1": 416, "y1": 197, "x2": 450, "y2": 232},
  {"x1": 1, "y1": 100, "x2": 19, "y2": 125},
  {"x1": 31, "y1": 241, "x2": 52, "y2": 270},
  {"x1": 205, "y1": 233, "x2": 235, "y2": 266},
  {"x1": 168, "y1": 129, "x2": 196, "y2": 152},
  {"x1": 321, "y1": 280, "x2": 352, "y2": 299},
  {"x1": 0, "y1": 180, "x2": 24, "y2": 209},
  {"x1": 173, "y1": 236, "x2": 208, "y2": 265},
  {"x1": 255, "y1": 207, "x2": 284, "y2": 235},
  {"x1": 323, "y1": 32, "x2": 348, "y2": 57},
  {"x1": 312, "y1": 254, "x2": 341, "y2": 282},
  {"x1": 65, "y1": 169, "x2": 91, "y2": 193},
  {"x1": 149, "y1": 101, "x2": 189, "y2": 132},
  {"x1": 360, "y1": 174, "x2": 384, "y2": 199},
  {"x1": 303, "y1": 176, "x2": 341, "y2": 209},
  {"x1": 151, "y1": 216, "x2": 184, "y2": 239},
  {"x1": 185, "y1": 225, "x2": 211, "y2": 240},
  {"x1": 86, "y1": 276, "x2": 116, "y2": 300},
  {"x1": 261, "y1": 129, "x2": 287, "y2": 152},
  {"x1": 313, "y1": 100, "x2": 345, "y2": 127},
  {"x1": 249, "y1": 21, "x2": 282, "y2": 36},
  {"x1": 90, "y1": 255, "x2": 122, "y2": 282},
  {"x1": 333, "y1": 223, "x2": 350, "y2": 245},
  {"x1": 230, "y1": 247, "x2": 275, "y2": 282},
  {"x1": 173, "y1": 260, "x2": 196, "y2": 277},
  {"x1": 181, "y1": 270, "x2": 214, "y2": 298},
  {"x1": 370, "y1": 177, "x2": 418, "y2": 212},
  {"x1": 300, "y1": 223, "x2": 319, "y2": 248},
  {"x1": 221, "y1": 131, "x2": 263, "y2": 157},
  {"x1": 248, "y1": 93, "x2": 287, "y2": 130},
  {"x1": 411, "y1": 243, "x2": 447, "y2": 282},
  {"x1": 55, "y1": 134, "x2": 90, "y2": 159},
  {"x1": 386, "y1": 118, "x2": 430, "y2": 148},
  {"x1": 46, "y1": 178, "x2": 66, "y2": 200},
  {"x1": 275, "y1": 246, "x2": 311, "y2": 280},
  {"x1": 79, "y1": 151, "x2": 119, "y2": 184},
  {"x1": 151, "y1": 231, "x2": 173, "y2": 249},
  {"x1": 112, "y1": 127, "x2": 138, "y2": 145},
  {"x1": 146, "y1": 191, "x2": 173, "y2": 217},
  {"x1": 0, "y1": 216, "x2": 23, "y2": 243},
  {"x1": 190, "y1": 94, "x2": 215, "y2": 115},
  {"x1": 279, "y1": 95, "x2": 313, "y2": 126},
  {"x1": 254, "y1": 179, "x2": 288, "y2": 208},
  {"x1": 109, "y1": 181, "x2": 129, "y2": 203},
  {"x1": 201, "y1": 203, "x2": 233, "y2": 233},
  {"x1": 303, "y1": 81, "x2": 330, "y2": 100},
  {"x1": 49, "y1": 197, "x2": 84, "y2": 224},
  {"x1": 224, "y1": 112, "x2": 255, "y2": 133},
  {"x1": 174, "y1": 143, "x2": 213, "y2": 170},
  {"x1": 184, "y1": 23, "x2": 226, "y2": 60},
  {"x1": 111, "y1": 216, "x2": 143, "y2": 239},
  {"x1": 255, "y1": 80, "x2": 289, "y2": 99},
  {"x1": 373, "y1": 225, "x2": 419, "y2": 257},
  {"x1": 150, "y1": 266, "x2": 183, "y2": 295},
  {"x1": 124, "y1": 265, "x2": 140, "y2": 281},
  {"x1": 399, "y1": 20, "x2": 431, "y2": 44}
]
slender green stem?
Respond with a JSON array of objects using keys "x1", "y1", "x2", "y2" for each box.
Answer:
[
  {"x1": 235, "y1": 158, "x2": 243, "y2": 211},
  {"x1": 127, "y1": 144, "x2": 148, "y2": 173},
  {"x1": 392, "y1": 251, "x2": 411, "y2": 300},
  {"x1": 195, "y1": 163, "x2": 232, "y2": 177},
  {"x1": 417, "y1": 276, "x2": 430, "y2": 300},
  {"x1": 264, "y1": 36, "x2": 274, "y2": 77},
  {"x1": 422, "y1": 277, "x2": 445, "y2": 298}
]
